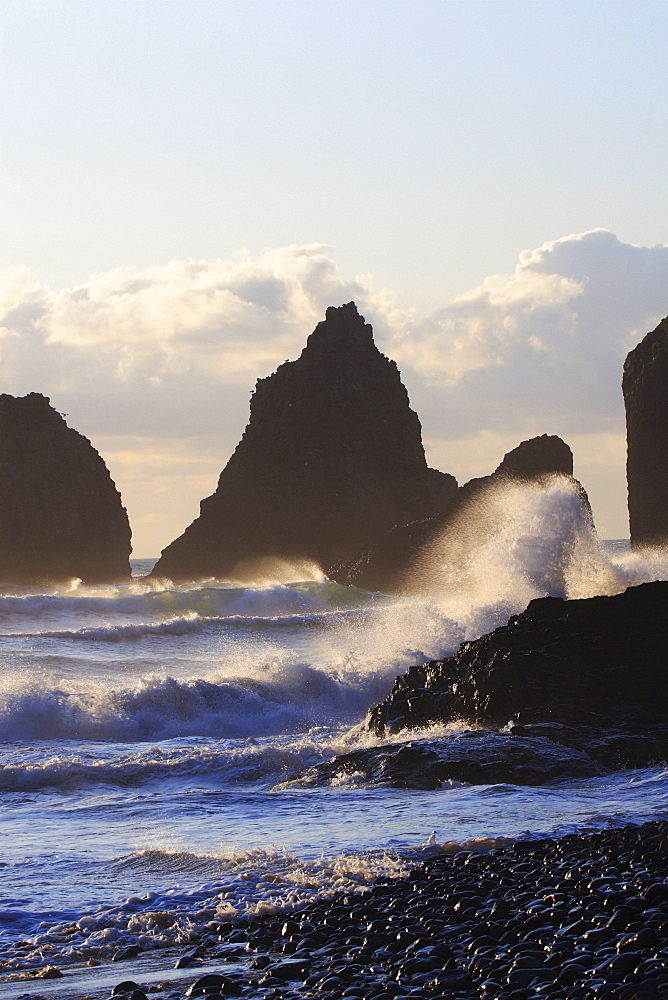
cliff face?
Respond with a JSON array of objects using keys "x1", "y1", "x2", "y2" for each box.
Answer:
[
  {"x1": 0, "y1": 393, "x2": 131, "y2": 583},
  {"x1": 331, "y1": 434, "x2": 591, "y2": 592},
  {"x1": 151, "y1": 303, "x2": 457, "y2": 582},
  {"x1": 623, "y1": 315, "x2": 668, "y2": 547}
]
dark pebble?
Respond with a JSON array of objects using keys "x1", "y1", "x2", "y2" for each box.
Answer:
[
  {"x1": 185, "y1": 973, "x2": 242, "y2": 997},
  {"x1": 111, "y1": 984, "x2": 139, "y2": 997},
  {"x1": 175, "y1": 954, "x2": 204, "y2": 969},
  {"x1": 112, "y1": 945, "x2": 141, "y2": 962}
]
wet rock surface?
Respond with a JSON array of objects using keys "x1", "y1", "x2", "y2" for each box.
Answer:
[
  {"x1": 103, "y1": 820, "x2": 668, "y2": 1000},
  {"x1": 624, "y1": 314, "x2": 668, "y2": 547},
  {"x1": 151, "y1": 303, "x2": 456, "y2": 583},
  {"x1": 0, "y1": 392, "x2": 132, "y2": 583},
  {"x1": 365, "y1": 582, "x2": 668, "y2": 775},
  {"x1": 291, "y1": 722, "x2": 668, "y2": 789},
  {"x1": 292, "y1": 728, "x2": 606, "y2": 789},
  {"x1": 332, "y1": 435, "x2": 592, "y2": 593}
]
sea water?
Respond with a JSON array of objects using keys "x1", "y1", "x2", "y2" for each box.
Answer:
[{"x1": 1, "y1": 479, "x2": 668, "y2": 978}]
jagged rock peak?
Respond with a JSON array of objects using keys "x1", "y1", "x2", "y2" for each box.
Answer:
[
  {"x1": 623, "y1": 315, "x2": 668, "y2": 547},
  {"x1": 150, "y1": 304, "x2": 455, "y2": 583},
  {"x1": 0, "y1": 391, "x2": 64, "y2": 421},
  {"x1": 246, "y1": 302, "x2": 409, "y2": 429},
  {"x1": 0, "y1": 393, "x2": 132, "y2": 584},
  {"x1": 301, "y1": 302, "x2": 375, "y2": 357},
  {"x1": 494, "y1": 434, "x2": 574, "y2": 480}
]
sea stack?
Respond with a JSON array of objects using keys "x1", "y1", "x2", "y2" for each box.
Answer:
[
  {"x1": 623, "y1": 314, "x2": 668, "y2": 547},
  {"x1": 493, "y1": 433, "x2": 574, "y2": 481},
  {"x1": 0, "y1": 393, "x2": 132, "y2": 583},
  {"x1": 151, "y1": 302, "x2": 457, "y2": 582},
  {"x1": 331, "y1": 434, "x2": 592, "y2": 592}
]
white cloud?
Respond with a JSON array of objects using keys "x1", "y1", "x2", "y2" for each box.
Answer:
[
  {"x1": 0, "y1": 244, "x2": 395, "y2": 438},
  {"x1": 392, "y1": 229, "x2": 668, "y2": 439},
  {"x1": 0, "y1": 230, "x2": 666, "y2": 552}
]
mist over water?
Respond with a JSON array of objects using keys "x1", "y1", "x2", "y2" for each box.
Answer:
[{"x1": 1, "y1": 477, "x2": 667, "y2": 980}]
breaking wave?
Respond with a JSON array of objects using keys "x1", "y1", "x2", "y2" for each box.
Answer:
[
  {"x1": 0, "y1": 579, "x2": 376, "y2": 628},
  {"x1": 0, "y1": 734, "x2": 335, "y2": 792},
  {"x1": 409, "y1": 476, "x2": 668, "y2": 606},
  {"x1": 0, "y1": 666, "x2": 377, "y2": 743}
]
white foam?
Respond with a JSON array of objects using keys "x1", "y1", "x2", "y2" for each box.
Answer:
[
  {"x1": 0, "y1": 847, "x2": 407, "y2": 971},
  {"x1": 0, "y1": 735, "x2": 335, "y2": 792}
]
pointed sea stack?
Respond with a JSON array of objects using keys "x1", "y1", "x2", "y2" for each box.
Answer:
[
  {"x1": 0, "y1": 393, "x2": 131, "y2": 583},
  {"x1": 623, "y1": 315, "x2": 668, "y2": 547},
  {"x1": 151, "y1": 303, "x2": 457, "y2": 582}
]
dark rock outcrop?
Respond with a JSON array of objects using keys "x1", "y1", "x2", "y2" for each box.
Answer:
[
  {"x1": 291, "y1": 728, "x2": 605, "y2": 790},
  {"x1": 331, "y1": 434, "x2": 591, "y2": 593},
  {"x1": 0, "y1": 393, "x2": 132, "y2": 584},
  {"x1": 307, "y1": 582, "x2": 668, "y2": 786},
  {"x1": 623, "y1": 314, "x2": 668, "y2": 546},
  {"x1": 367, "y1": 581, "x2": 668, "y2": 737},
  {"x1": 296, "y1": 722, "x2": 668, "y2": 790},
  {"x1": 151, "y1": 303, "x2": 457, "y2": 582},
  {"x1": 493, "y1": 433, "x2": 574, "y2": 480}
]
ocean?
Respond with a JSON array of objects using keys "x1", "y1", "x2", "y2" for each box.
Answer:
[{"x1": 1, "y1": 480, "x2": 668, "y2": 994}]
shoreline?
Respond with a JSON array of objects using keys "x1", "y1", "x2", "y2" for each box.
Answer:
[{"x1": 5, "y1": 818, "x2": 668, "y2": 1000}]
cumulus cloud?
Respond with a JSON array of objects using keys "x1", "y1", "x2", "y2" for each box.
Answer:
[
  {"x1": 0, "y1": 229, "x2": 667, "y2": 550},
  {"x1": 391, "y1": 229, "x2": 668, "y2": 440},
  {"x1": 0, "y1": 245, "x2": 366, "y2": 384},
  {"x1": 0, "y1": 245, "x2": 399, "y2": 438}
]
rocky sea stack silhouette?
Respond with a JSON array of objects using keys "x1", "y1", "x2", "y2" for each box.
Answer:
[
  {"x1": 151, "y1": 302, "x2": 457, "y2": 582},
  {"x1": 0, "y1": 393, "x2": 131, "y2": 583},
  {"x1": 623, "y1": 314, "x2": 668, "y2": 547},
  {"x1": 331, "y1": 433, "x2": 592, "y2": 592}
]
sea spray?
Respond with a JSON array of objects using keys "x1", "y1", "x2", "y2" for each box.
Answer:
[{"x1": 405, "y1": 475, "x2": 635, "y2": 604}]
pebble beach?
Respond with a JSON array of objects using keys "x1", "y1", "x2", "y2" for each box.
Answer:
[{"x1": 8, "y1": 819, "x2": 668, "y2": 1000}]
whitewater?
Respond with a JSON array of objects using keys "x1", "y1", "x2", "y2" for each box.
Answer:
[{"x1": 1, "y1": 480, "x2": 668, "y2": 992}]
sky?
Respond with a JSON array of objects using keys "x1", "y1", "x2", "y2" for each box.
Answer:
[{"x1": 1, "y1": 0, "x2": 668, "y2": 556}]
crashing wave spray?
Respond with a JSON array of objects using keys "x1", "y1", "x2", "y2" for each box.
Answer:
[{"x1": 404, "y1": 475, "x2": 626, "y2": 606}]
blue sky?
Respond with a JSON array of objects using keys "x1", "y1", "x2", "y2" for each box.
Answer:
[{"x1": 1, "y1": 1, "x2": 668, "y2": 554}]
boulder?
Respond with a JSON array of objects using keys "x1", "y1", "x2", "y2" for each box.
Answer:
[
  {"x1": 493, "y1": 433, "x2": 574, "y2": 480},
  {"x1": 623, "y1": 314, "x2": 668, "y2": 546},
  {"x1": 291, "y1": 719, "x2": 668, "y2": 789},
  {"x1": 0, "y1": 393, "x2": 131, "y2": 583},
  {"x1": 151, "y1": 303, "x2": 457, "y2": 582},
  {"x1": 331, "y1": 434, "x2": 592, "y2": 592}
]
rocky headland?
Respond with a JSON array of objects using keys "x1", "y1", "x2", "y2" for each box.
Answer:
[
  {"x1": 151, "y1": 303, "x2": 457, "y2": 582},
  {"x1": 330, "y1": 434, "x2": 592, "y2": 593},
  {"x1": 0, "y1": 392, "x2": 131, "y2": 583},
  {"x1": 292, "y1": 581, "x2": 668, "y2": 789},
  {"x1": 624, "y1": 314, "x2": 668, "y2": 547}
]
